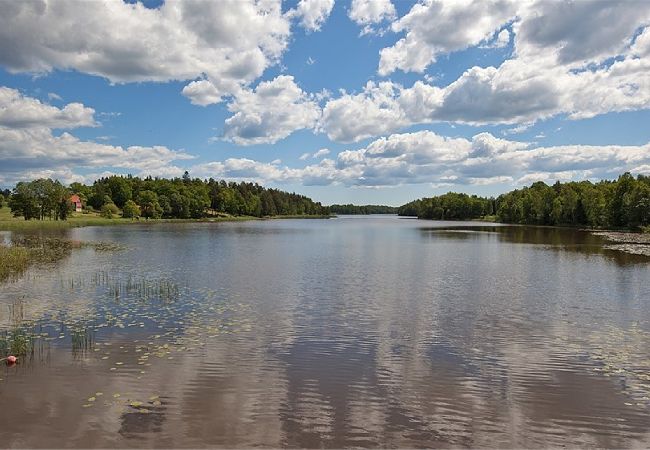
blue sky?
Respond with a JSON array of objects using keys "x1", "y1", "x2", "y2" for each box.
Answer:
[{"x1": 1, "y1": 0, "x2": 649, "y2": 205}]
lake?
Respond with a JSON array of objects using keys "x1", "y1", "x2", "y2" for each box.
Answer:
[{"x1": 1, "y1": 215, "x2": 650, "y2": 448}]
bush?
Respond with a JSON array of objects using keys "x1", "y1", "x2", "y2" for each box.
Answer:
[
  {"x1": 100, "y1": 203, "x2": 120, "y2": 219},
  {"x1": 122, "y1": 200, "x2": 141, "y2": 218}
]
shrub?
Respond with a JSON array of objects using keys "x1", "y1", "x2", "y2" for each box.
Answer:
[{"x1": 100, "y1": 203, "x2": 120, "y2": 219}]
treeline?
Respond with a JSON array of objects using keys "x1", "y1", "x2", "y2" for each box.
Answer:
[
  {"x1": 398, "y1": 173, "x2": 650, "y2": 230},
  {"x1": 496, "y1": 173, "x2": 649, "y2": 229},
  {"x1": 8, "y1": 179, "x2": 71, "y2": 220},
  {"x1": 6, "y1": 173, "x2": 330, "y2": 220},
  {"x1": 328, "y1": 204, "x2": 398, "y2": 215},
  {"x1": 398, "y1": 192, "x2": 495, "y2": 220}
]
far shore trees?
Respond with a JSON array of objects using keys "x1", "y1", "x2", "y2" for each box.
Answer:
[
  {"x1": 399, "y1": 173, "x2": 650, "y2": 230},
  {"x1": 7, "y1": 174, "x2": 329, "y2": 221},
  {"x1": 328, "y1": 204, "x2": 398, "y2": 214}
]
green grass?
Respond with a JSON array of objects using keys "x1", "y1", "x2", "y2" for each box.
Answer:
[
  {"x1": 0, "y1": 203, "x2": 330, "y2": 231},
  {"x1": 0, "y1": 205, "x2": 238, "y2": 230},
  {"x1": 0, "y1": 205, "x2": 133, "y2": 230}
]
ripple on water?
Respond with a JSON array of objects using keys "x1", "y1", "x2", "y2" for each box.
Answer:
[{"x1": 1, "y1": 219, "x2": 650, "y2": 447}]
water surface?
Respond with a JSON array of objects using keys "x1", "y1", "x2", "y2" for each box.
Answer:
[{"x1": 1, "y1": 216, "x2": 650, "y2": 447}]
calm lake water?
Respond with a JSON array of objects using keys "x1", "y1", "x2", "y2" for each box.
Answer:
[{"x1": 1, "y1": 215, "x2": 650, "y2": 448}]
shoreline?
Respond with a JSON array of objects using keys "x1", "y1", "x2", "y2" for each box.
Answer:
[
  {"x1": 0, "y1": 214, "x2": 331, "y2": 282},
  {"x1": 0, "y1": 212, "x2": 332, "y2": 232},
  {"x1": 400, "y1": 215, "x2": 650, "y2": 257}
]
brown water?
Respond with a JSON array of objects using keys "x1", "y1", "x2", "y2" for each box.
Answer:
[{"x1": 1, "y1": 216, "x2": 650, "y2": 448}]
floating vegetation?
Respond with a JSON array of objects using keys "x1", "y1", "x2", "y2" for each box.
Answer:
[
  {"x1": 0, "y1": 235, "x2": 125, "y2": 283},
  {"x1": 0, "y1": 328, "x2": 35, "y2": 359},
  {"x1": 0, "y1": 268, "x2": 253, "y2": 385},
  {"x1": 84, "y1": 241, "x2": 126, "y2": 252},
  {"x1": 593, "y1": 231, "x2": 650, "y2": 257}
]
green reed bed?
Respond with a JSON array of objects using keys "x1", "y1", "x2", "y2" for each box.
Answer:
[
  {"x1": 0, "y1": 241, "x2": 62, "y2": 283},
  {"x1": 0, "y1": 245, "x2": 30, "y2": 281}
]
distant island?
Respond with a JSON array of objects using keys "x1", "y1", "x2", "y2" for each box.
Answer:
[{"x1": 328, "y1": 204, "x2": 398, "y2": 215}]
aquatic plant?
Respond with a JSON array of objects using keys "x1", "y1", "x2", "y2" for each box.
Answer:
[{"x1": 0, "y1": 245, "x2": 29, "y2": 281}]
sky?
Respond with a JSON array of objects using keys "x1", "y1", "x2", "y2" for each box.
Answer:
[{"x1": 0, "y1": 0, "x2": 649, "y2": 206}]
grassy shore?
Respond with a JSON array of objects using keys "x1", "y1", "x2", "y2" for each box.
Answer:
[{"x1": 0, "y1": 203, "x2": 330, "y2": 231}]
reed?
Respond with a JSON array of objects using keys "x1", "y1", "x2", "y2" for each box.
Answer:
[{"x1": 0, "y1": 245, "x2": 30, "y2": 281}]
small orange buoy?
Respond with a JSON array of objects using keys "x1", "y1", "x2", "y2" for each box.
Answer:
[{"x1": 6, "y1": 355, "x2": 17, "y2": 365}]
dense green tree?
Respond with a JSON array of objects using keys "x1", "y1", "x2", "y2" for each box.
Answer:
[
  {"x1": 398, "y1": 193, "x2": 492, "y2": 220},
  {"x1": 8, "y1": 174, "x2": 329, "y2": 221},
  {"x1": 88, "y1": 181, "x2": 111, "y2": 210},
  {"x1": 122, "y1": 200, "x2": 141, "y2": 218},
  {"x1": 329, "y1": 204, "x2": 398, "y2": 214},
  {"x1": 8, "y1": 179, "x2": 69, "y2": 220},
  {"x1": 398, "y1": 173, "x2": 650, "y2": 230},
  {"x1": 493, "y1": 173, "x2": 649, "y2": 229},
  {"x1": 137, "y1": 190, "x2": 163, "y2": 219},
  {"x1": 106, "y1": 176, "x2": 133, "y2": 208}
]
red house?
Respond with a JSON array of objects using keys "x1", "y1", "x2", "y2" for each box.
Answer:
[{"x1": 69, "y1": 194, "x2": 82, "y2": 212}]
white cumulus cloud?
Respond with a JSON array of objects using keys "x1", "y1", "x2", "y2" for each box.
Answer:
[
  {"x1": 187, "y1": 131, "x2": 650, "y2": 189},
  {"x1": 288, "y1": 0, "x2": 335, "y2": 32},
  {"x1": 0, "y1": 0, "x2": 291, "y2": 104},
  {"x1": 378, "y1": 0, "x2": 518, "y2": 75},
  {"x1": 223, "y1": 75, "x2": 321, "y2": 145},
  {"x1": 0, "y1": 87, "x2": 192, "y2": 186},
  {"x1": 181, "y1": 80, "x2": 224, "y2": 107},
  {"x1": 0, "y1": 87, "x2": 96, "y2": 129},
  {"x1": 348, "y1": 0, "x2": 396, "y2": 35}
]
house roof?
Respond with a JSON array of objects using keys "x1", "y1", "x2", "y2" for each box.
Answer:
[{"x1": 70, "y1": 194, "x2": 81, "y2": 203}]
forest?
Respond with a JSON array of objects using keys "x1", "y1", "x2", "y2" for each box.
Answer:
[
  {"x1": 5, "y1": 173, "x2": 329, "y2": 220},
  {"x1": 398, "y1": 193, "x2": 495, "y2": 221},
  {"x1": 4, "y1": 173, "x2": 649, "y2": 230},
  {"x1": 399, "y1": 173, "x2": 650, "y2": 230},
  {"x1": 328, "y1": 204, "x2": 398, "y2": 215}
]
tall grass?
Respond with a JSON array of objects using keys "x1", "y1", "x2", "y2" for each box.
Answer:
[
  {"x1": 0, "y1": 237, "x2": 74, "y2": 282},
  {"x1": 0, "y1": 245, "x2": 30, "y2": 281}
]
